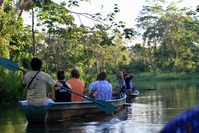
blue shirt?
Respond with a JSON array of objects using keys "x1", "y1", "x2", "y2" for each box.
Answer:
[
  {"x1": 117, "y1": 79, "x2": 126, "y2": 93},
  {"x1": 88, "y1": 80, "x2": 99, "y2": 94},
  {"x1": 160, "y1": 104, "x2": 199, "y2": 133},
  {"x1": 92, "y1": 80, "x2": 112, "y2": 100},
  {"x1": 112, "y1": 79, "x2": 126, "y2": 99}
]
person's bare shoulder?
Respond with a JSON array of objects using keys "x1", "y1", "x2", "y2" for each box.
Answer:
[{"x1": 66, "y1": 82, "x2": 72, "y2": 88}]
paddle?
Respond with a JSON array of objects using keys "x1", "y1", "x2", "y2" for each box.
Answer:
[
  {"x1": 59, "y1": 85, "x2": 115, "y2": 113},
  {"x1": 0, "y1": 57, "x2": 23, "y2": 71},
  {"x1": 139, "y1": 88, "x2": 157, "y2": 91},
  {"x1": 0, "y1": 57, "x2": 115, "y2": 113}
]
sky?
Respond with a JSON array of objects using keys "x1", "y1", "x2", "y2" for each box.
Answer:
[
  {"x1": 69, "y1": 0, "x2": 146, "y2": 28},
  {"x1": 23, "y1": 0, "x2": 198, "y2": 44},
  {"x1": 64, "y1": 0, "x2": 198, "y2": 28},
  {"x1": 23, "y1": 0, "x2": 198, "y2": 28},
  {"x1": 63, "y1": 0, "x2": 197, "y2": 44}
]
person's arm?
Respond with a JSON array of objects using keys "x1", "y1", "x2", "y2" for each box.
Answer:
[
  {"x1": 66, "y1": 83, "x2": 72, "y2": 89},
  {"x1": 88, "y1": 90, "x2": 95, "y2": 98},
  {"x1": 48, "y1": 89, "x2": 55, "y2": 101},
  {"x1": 88, "y1": 83, "x2": 96, "y2": 98},
  {"x1": 112, "y1": 87, "x2": 121, "y2": 96},
  {"x1": 129, "y1": 74, "x2": 134, "y2": 79},
  {"x1": 51, "y1": 83, "x2": 62, "y2": 101},
  {"x1": 45, "y1": 73, "x2": 57, "y2": 100},
  {"x1": 22, "y1": 69, "x2": 28, "y2": 87},
  {"x1": 51, "y1": 85, "x2": 56, "y2": 101}
]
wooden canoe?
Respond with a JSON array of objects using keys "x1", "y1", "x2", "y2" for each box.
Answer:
[
  {"x1": 126, "y1": 89, "x2": 139, "y2": 101},
  {"x1": 18, "y1": 95, "x2": 126, "y2": 123}
]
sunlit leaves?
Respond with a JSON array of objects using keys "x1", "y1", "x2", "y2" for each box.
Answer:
[
  {"x1": 135, "y1": 0, "x2": 199, "y2": 72},
  {"x1": 0, "y1": 0, "x2": 32, "y2": 60}
]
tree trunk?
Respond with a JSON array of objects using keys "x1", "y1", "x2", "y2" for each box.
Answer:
[
  {"x1": 16, "y1": 0, "x2": 24, "y2": 18},
  {"x1": 114, "y1": 57, "x2": 117, "y2": 72},
  {"x1": 0, "y1": 0, "x2": 4, "y2": 11},
  {"x1": 31, "y1": 8, "x2": 36, "y2": 56},
  {"x1": 95, "y1": 54, "x2": 99, "y2": 73},
  {"x1": 103, "y1": 59, "x2": 105, "y2": 69},
  {"x1": 18, "y1": 9, "x2": 24, "y2": 19}
]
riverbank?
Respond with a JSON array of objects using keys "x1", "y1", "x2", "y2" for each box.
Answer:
[
  {"x1": 129, "y1": 72, "x2": 199, "y2": 81},
  {"x1": 1, "y1": 71, "x2": 199, "y2": 103},
  {"x1": 108, "y1": 72, "x2": 199, "y2": 85}
]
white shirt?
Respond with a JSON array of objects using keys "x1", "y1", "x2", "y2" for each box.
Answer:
[{"x1": 23, "y1": 71, "x2": 56, "y2": 106}]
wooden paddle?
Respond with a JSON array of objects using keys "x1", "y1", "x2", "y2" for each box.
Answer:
[{"x1": 0, "y1": 57, "x2": 115, "y2": 113}]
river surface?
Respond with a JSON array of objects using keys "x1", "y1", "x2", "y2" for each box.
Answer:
[{"x1": 1, "y1": 80, "x2": 199, "y2": 133}]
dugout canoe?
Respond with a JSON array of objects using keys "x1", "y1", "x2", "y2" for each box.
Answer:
[
  {"x1": 18, "y1": 95, "x2": 126, "y2": 123},
  {"x1": 126, "y1": 89, "x2": 139, "y2": 101}
]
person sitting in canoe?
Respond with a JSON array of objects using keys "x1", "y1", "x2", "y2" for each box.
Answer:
[
  {"x1": 123, "y1": 73, "x2": 134, "y2": 94},
  {"x1": 67, "y1": 68, "x2": 85, "y2": 102},
  {"x1": 48, "y1": 70, "x2": 72, "y2": 102},
  {"x1": 112, "y1": 71, "x2": 126, "y2": 99},
  {"x1": 22, "y1": 58, "x2": 57, "y2": 106},
  {"x1": 87, "y1": 74, "x2": 100, "y2": 99},
  {"x1": 88, "y1": 71, "x2": 112, "y2": 100}
]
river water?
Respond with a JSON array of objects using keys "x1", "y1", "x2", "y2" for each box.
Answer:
[{"x1": 1, "y1": 80, "x2": 199, "y2": 133}]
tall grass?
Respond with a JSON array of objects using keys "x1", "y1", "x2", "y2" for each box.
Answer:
[
  {"x1": 133, "y1": 72, "x2": 199, "y2": 81},
  {"x1": 0, "y1": 69, "x2": 26, "y2": 103}
]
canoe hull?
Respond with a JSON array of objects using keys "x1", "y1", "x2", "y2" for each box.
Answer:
[
  {"x1": 126, "y1": 90, "x2": 139, "y2": 101},
  {"x1": 19, "y1": 95, "x2": 126, "y2": 123},
  {"x1": 18, "y1": 102, "x2": 52, "y2": 123}
]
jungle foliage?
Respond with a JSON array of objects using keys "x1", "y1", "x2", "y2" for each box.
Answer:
[{"x1": 0, "y1": 0, "x2": 199, "y2": 102}]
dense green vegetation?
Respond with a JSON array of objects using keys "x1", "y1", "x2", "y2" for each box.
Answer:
[{"x1": 0, "y1": 0, "x2": 199, "y2": 103}]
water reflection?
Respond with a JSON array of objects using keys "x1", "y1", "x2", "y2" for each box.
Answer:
[
  {"x1": 26, "y1": 108, "x2": 128, "y2": 133},
  {"x1": 26, "y1": 123, "x2": 48, "y2": 133},
  {"x1": 1, "y1": 81, "x2": 199, "y2": 133},
  {"x1": 24, "y1": 102, "x2": 164, "y2": 133}
]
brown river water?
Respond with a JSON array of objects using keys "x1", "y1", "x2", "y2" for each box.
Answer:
[{"x1": 1, "y1": 80, "x2": 199, "y2": 133}]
